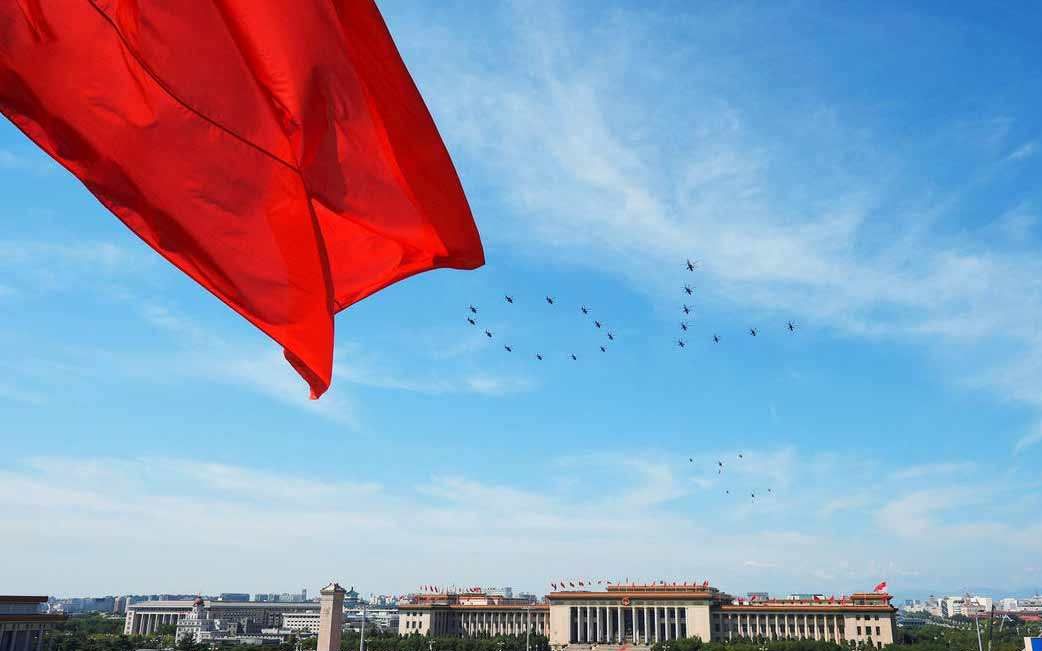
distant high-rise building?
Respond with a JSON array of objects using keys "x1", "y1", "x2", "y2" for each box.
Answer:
[{"x1": 219, "y1": 594, "x2": 250, "y2": 602}]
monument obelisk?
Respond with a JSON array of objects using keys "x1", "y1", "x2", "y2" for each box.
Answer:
[{"x1": 318, "y1": 582, "x2": 346, "y2": 651}]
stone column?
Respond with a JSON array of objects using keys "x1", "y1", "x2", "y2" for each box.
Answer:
[
  {"x1": 317, "y1": 583, "x2": 346, "y2": 651},
  {"x1": 653, "y1": 608, "x2": 659, "y2": 643},
  {"x1": 618, "y1": 607, "x2": 624, "y2": 643},
  {"x1": 663, "y1": 608, "x2": 670, "y2": 641},
  {"x1": 674, "y1": 607, "x2": 680, "y2": 639},
  {"x1": 586, "y1": 607, "x2": 592, "y2": 642}
]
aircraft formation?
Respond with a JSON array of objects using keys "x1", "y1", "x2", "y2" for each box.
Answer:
[
  {"x1": 460, "y1": 258, "x2": 797, "y2": 503},
  {"x1": 690, "y1": 452, "x2": 775, "y2": 501},
  {"x1": 463, "y1": 258, "x2": 798, "y2": 359}
]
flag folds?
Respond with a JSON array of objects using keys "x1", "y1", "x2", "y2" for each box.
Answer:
[{"x1": 0, "y1": 0, "x2": 484, "y2": 398}]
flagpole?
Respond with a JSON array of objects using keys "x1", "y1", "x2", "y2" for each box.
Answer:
[
  {"x1": 360, "y1": 603, "x2": 367, "y2": 651},
  {"x1": 526, "y1": 604, "x2": 531, "y2": 651}
]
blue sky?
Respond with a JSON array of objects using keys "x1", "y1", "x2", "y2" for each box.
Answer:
[{"x1": 2, "y1": 0, "x2": 1041, "y2": 600}]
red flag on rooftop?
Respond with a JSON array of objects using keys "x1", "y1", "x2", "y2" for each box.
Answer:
[
  {"x1": 873, "y1": 581, "x2": 888, "y2": 593},
  {"x1": 0, "y1": 0, "x2": 484, "y2": 399}
]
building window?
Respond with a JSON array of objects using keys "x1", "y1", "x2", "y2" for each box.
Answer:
[
  {"x1": 856, "y1": 627, "x2": 861, "y2": 635},
  {"x1": 876, "y1": 627, "x2": 880, "y2": 636}
]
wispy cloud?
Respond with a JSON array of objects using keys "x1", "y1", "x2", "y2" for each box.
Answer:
[
  {"x1": 1014, "y1": 424, "x2": 1042, "y2": 452},
  {"x1": 0, "y1": 148, "x2": 55, "y2": 173},
  {"x1": 398, "y1": 0, "x2": 1042, "y2": 448},
  {"x1": 2, "y1": 449, "x2": 1037, "y2": 595},
  {"x1": 890, "y1": 462, "x2": 976, "y2": 481},
  {"x1": 1007, "y1": 141, "x2": 1038, "y2": 161}
]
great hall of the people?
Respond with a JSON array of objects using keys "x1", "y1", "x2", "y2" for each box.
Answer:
[{"x1": 399, "y1": 584, "x2": 897, "y2": 648}]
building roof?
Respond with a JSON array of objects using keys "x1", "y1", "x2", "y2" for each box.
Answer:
[
  {"x1": 549, "y1": 589, "x2": 722, "y2": 602},
  {"x1": 0, "y1": 615, "x2": 67, "y2": 623},
  {"x1": 399, "y1": 603, "x2": 549, "y2": 611},
  {"x1": 128, "y1": 600, "x2": 316, "y2": 610},
  {"x1": 0, "y1": 597, "x2": 48, "y2": 604}
]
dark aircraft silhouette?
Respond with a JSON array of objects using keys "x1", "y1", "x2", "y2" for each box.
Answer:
[
  {"x1": 505, "y1": 295, "x2": 514, "y2": 304},
  {"x1": 536, "y1": 354, "x2": 543, "y2": 361},
  {"x1": 686, "y1": 259, "x2": 698, "y2": 272},
  {"x1": 594, "y1": 320, "x2": 602, "y2": 328},
  {"x1": 684, "y1": 285, "x2": 693, "y2": 295},
  {"x1": 726, "y1": 489, "x2": 730, "y2": 495},
  {"x1": 689, "y1": 457, "x2": 694, "y2": 463},
  {"x1": 787, "y1": 321, "x2": 797, "y2": 332},
  {"x1": 749, "y1": 328, "x2": 758, "y2": 336},
  {"x1": 680, "y1": 322, "x2": 688, "y2": 331},
  {"x1": 546, "y1": 296, "x2": 554, "y2": 305},
  {"x1": 682, "y1": 305, "x2": 691, "y2": 315},
  {"x1": 606, "y1": 332, "x2": 615, "y2": 341},
  {"x1": 484, "y1": 330, "x2": 493, "y2": 338},
  {"x1": 767, "y1": 488, "x2": 772, "y2": 493},
  {"x1": 677, "y1": 339, "x2": 686, "y2": 348},
  {"x1": 467, "y1": 317, "x2": 476, "y2": 325},
  {"x1": 713, "y1": 334, "x2": 720, "y2": 343},
  {"x1": 504, "y1": 345, "x2": 512, "y2": 352},
  {"x1": 468, "y1": 305, "x2": 478, "y2": 314},
  {"x1": 581, "y1": 306, "x2": 589, "y2": 314},
  {"x1": 570, "y1": 353, "x2": 577, "y2": 361},
  {"x1": 751, "y1": 493, "x2": 756, "y2": 499},
  {"x1": 600, "y1": 346, "x2": 606, "y2": 353},
  {"x1": 738, "y1": 453, "x2": 743, "y2": 459}
]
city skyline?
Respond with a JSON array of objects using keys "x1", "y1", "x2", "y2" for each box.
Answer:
[{"x1": 3, "y1": 1, "x2": 1042, "y2": 595}]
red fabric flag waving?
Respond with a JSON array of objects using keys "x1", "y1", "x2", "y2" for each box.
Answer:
[
  {"x1": 0, "y1": 0, "x2": 484, "y2": 398},
  {"x1": 873, "y1": 581, "x2": 888, "y2": 593}
]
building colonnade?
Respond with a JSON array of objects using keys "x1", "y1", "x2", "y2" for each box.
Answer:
[
  {"x1": 0, "y1": 626, "x2": 45, "y2": 651},
  {"x1": 127, "y1": 612, "x2": 184, "y2": 636},
  {"x1": 569, "y1": 606, "x2": 687, "y2": 644},
  {"x1": 458, "y1": 610, "x2": 548, "y2": 636},
  {"x1": 714, "y1": 612, "x2": 846, "y2": 642}
]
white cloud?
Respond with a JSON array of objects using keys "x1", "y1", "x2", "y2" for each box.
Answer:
[
  {"x1": 890, "y1": 462, "x2": 976, "y2": 481},
  {"x1": 1014, "y1": 424, "x2": 1042, "y2": 453},
  {"x1": 2, "y1": 450, "x2": 1038, "y2": 595},
  {"x1": 397, "y1": 0, "x2": 1042, "y2": 447},
  {"x1": 1007, "y1": 141, "x2": 1037, "y2": 161}
]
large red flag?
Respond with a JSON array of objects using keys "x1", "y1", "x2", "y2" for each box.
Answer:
[{"x1": 0, "y1": 0, "x2": 484, "y2": 398}]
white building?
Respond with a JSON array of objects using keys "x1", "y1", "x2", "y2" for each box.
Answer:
[
  {"x1": 125, "y1": 598, "x2": 317, "y2": 635},
  {"x1": 282, "y1": 613, "x2": 321, "y2": 635},
  {"x1": 999, "y1": 598, "x2": 1019, "y2": 612}
]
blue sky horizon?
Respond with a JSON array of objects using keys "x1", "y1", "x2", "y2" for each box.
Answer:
[{"x1": 2, "y1": 0, "x2": 1041, "y2": 598}]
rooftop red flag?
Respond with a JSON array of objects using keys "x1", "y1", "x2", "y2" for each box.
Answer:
[
  {"x1": 0, "y1": 0, "x2": 484, "y2": 399},
  {"x1": 873, "y1": 581, "x2": 888, "y2": 593}
]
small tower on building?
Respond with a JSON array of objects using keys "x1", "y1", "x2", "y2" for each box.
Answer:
[{"x1": 318, "y1": 583, "x2": 346, "y2": 651}]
